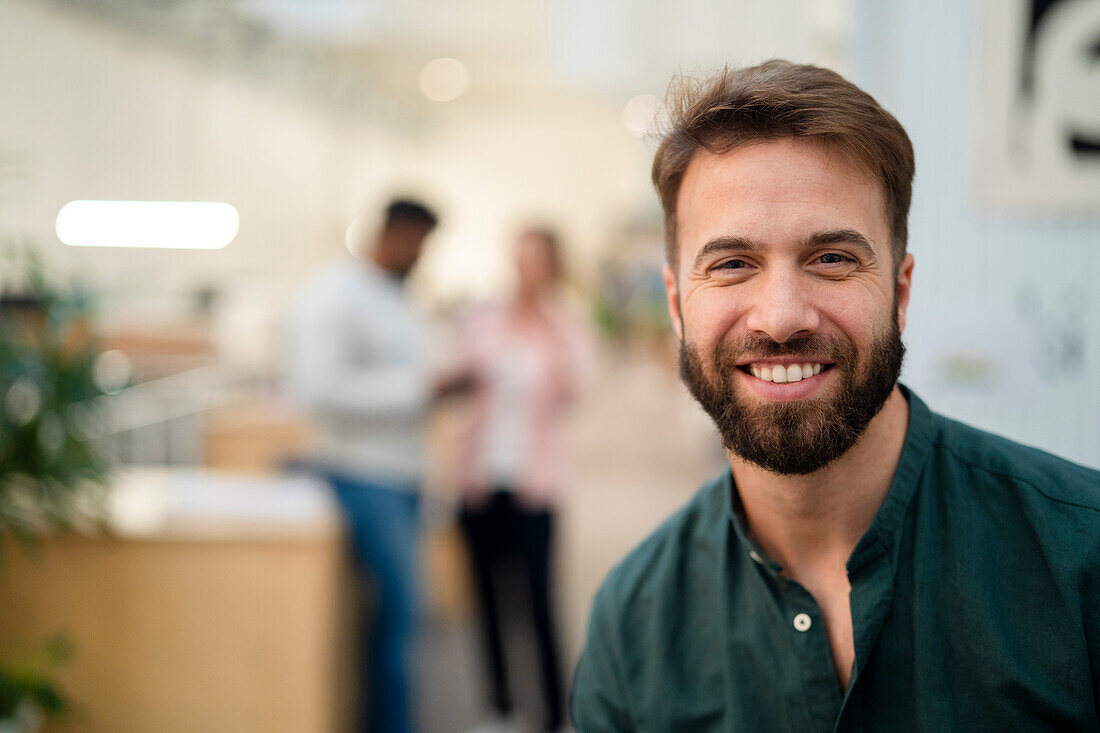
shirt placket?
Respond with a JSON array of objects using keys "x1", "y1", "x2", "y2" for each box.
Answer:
[
  {"x1": 775, "y1": 573, "x2": 844, "y2": 731},
  {"x1": 832, "y1": 549, "x2": 895, "y2": 733},
  {"x1": 743, "y1": 547, "x2": 843, "y2": 732}
]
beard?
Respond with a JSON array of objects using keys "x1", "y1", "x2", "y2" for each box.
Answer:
[{"x1": 679, "y1": 310, "x2": 904, "y2": 476}]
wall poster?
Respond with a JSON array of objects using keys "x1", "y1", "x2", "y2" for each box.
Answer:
[{"x1": 972, "y1": 0, "x2": 1100, "y2": 214}]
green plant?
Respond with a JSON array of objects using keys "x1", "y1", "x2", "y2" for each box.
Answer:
[
  {"x1": 0, "y1": 634, "x2": 73, "y2": 722},
  {"x1": 0, "y1": 246, "x2": 111, "y2": 546}
]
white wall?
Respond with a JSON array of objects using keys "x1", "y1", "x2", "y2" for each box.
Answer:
[
  {"x1": 0, "y1": 2, "x2": 357, "y2": 320},
  {"x1": 0, "y1": 1, "x2": 650, "y2": 322},
  {"x1": 855, "y1": 0, "x2": 1100, "y2": 468},
  {"x1": 0, "y1": 0, "x2": 861, "y2": 315}
]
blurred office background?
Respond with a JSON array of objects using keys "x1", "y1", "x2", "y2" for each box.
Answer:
[{"x1": 0, "y1": 0, "x2": 1097, "y2": 731}]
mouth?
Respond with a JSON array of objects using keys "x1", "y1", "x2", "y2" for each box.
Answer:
[{"x1": 736, "y1": 361, "x2": 835, "y2": 384}]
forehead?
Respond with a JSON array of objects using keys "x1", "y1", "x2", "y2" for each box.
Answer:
[
  {"x1": 385, "y1": 220, "x2": 432, "y2": 243},
  {"x1": 518, "y1": 231, "x2": 548, "y2": 247},
  {"x1": 675, "y1": 139, "x2": 888, "y2": 265}
]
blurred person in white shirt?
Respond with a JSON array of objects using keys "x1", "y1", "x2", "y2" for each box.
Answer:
[{"x1": 286, "y1": 198, "x2": 438, "y2": 733}]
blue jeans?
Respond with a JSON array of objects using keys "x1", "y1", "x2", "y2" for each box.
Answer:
[{"x1": 326, "y1": 471, "x2": 422, "y2": 733}]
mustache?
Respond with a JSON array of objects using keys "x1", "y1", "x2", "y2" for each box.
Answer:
[{"x1": 713, "y1": 334, "x2": 854, "y2": 364}]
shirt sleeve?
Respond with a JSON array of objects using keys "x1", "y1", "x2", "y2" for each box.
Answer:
[
  {"x1": 286, "y1": 291, "x2": 429, "y2": 419},
  {"x1": 433, "y1": 308, "x2": 485, "y2": 394},
  {"x1": 1083, "y1": 517, "x2": 1100, "y2": 723},
  {"x1": 571, "y1": 585, "x2": 636, "y2": 732},
  {"x1": 546, "y1": 308, "x2": 597, "y2": 409}
]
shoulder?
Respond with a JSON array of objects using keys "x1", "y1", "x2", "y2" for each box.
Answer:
[
  {"x1": 593, "y1": 473, "x2": 729, "y2": 625},
  {"x1": 927, "y1": 410, "x2": 1100, "y2": 513},
  {"x1": 921, "y1": 408, "x2": 1100, "y2": 654},
  {"x1": 294, "y1": 259, "x2": 359, "y2": 307}
]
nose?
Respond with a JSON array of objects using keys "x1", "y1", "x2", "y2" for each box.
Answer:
[{"x1": 743, "y1": 270, "x2": 820, "y2": 343}]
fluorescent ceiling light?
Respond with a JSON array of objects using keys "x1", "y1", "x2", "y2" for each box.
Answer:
[{"x1": 56, "y1": 201, "x2": 240, "y2": 249}]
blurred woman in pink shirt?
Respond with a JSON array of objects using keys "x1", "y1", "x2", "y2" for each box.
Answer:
[{"x1": 448, "y1": 227, "x2": 591, "y2": 733}]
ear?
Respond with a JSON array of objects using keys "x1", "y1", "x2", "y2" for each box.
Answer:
[
  {"x1": 895, "y1": 253, "x2": 914, "y2": 333},
  {"x1": 663, "y1": 263, "x2": 683, "y2": 341}
]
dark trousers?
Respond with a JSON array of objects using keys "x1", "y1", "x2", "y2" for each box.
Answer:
[{"x1": 459, "y1": 490, "x2": 564, "y2": 731}]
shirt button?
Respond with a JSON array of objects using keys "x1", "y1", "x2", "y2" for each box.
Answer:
[
  {"x1": 793, "y1": 613, "x2": 812, "y2": 632},
  {"x1": 748, "y1": 551, "x2": 765, "y2": 564}
]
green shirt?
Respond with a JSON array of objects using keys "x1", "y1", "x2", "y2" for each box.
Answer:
[{"x1": 571, "y1": 388, "x2": 1100, "y2": 731}]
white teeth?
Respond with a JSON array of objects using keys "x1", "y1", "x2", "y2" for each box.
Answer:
[{"x1": 750, "y1": 362, "x2": 825, "y2": 383}]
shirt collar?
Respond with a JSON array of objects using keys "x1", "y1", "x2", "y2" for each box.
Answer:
[
  {"x1": 726, "y1": 384, "x2": 936, "y2": 574},
  {"x1": 725, "y1": 470, "x2": 784, "y2": 571},
  {"x1": 352, "y1": 253, "x2": 407, "y2": 291}
]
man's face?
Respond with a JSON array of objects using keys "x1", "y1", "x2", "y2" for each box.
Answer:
[
  {"x1": 378, "y1": 221, "x2": 434, "y2": 278},
  {"x1": 664, "y1": 139, "x2": 914, "y2": 475}
]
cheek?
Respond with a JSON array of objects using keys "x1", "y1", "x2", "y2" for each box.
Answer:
[
  {"x1": 822, "y1": 298, "x2": 891, "y2": 355},
  {"x1": 823, "y1": 301, "x2": 865, "y2": 332},
  {"x1": 682, "y1": 293, "x2": 744, "y2": 346}
]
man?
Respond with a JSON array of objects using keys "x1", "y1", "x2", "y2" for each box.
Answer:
[
  {"x1": 571, "y1": 61, "x2": 1100, "y2": 731},
  {"x1": 287, "y1": 198, "x2": 438, "y2": 733}
]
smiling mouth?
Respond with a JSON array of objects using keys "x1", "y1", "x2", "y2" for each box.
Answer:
[{"x1": 737, "y1": 362, "x2": 834, "y2": 384}]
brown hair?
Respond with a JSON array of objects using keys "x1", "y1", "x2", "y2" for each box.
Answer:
[{"x1": 652, "y1": 60, "x2": 914, "y2": 269}]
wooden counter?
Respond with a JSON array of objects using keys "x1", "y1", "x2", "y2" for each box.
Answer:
[{"x1": 0, "y1": 470, "x2": 356, "y2": 733}]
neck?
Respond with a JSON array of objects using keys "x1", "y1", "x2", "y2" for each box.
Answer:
[
  {"x1": 367, "y1": 248, "x2": 401, "y2": 280},
  {"x1": 515, "y1": 288, "x2": 545, "y2": 311},
  {"x1": 730, "y1": 386, "x2": 909, "y2": 573}
]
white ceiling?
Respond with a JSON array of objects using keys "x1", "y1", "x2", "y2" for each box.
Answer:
[{"x1": 51, "y1": 0, "x2": 853, "y2": 111}]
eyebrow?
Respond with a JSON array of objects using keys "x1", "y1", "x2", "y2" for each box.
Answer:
[
  {"x1": 806, "y1": 229, "x2": 877, "y2": 261},
  {"x1": 691, "y1": 229, "x2": 878, "y2": 271}
]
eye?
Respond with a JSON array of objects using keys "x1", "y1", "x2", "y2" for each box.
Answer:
[
  {"x1": 817, "y1": 252, "x2": 854, "y2": 265},
  {"x1": 716, "y1": 258, "x2": 749, "y2": 270}
]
